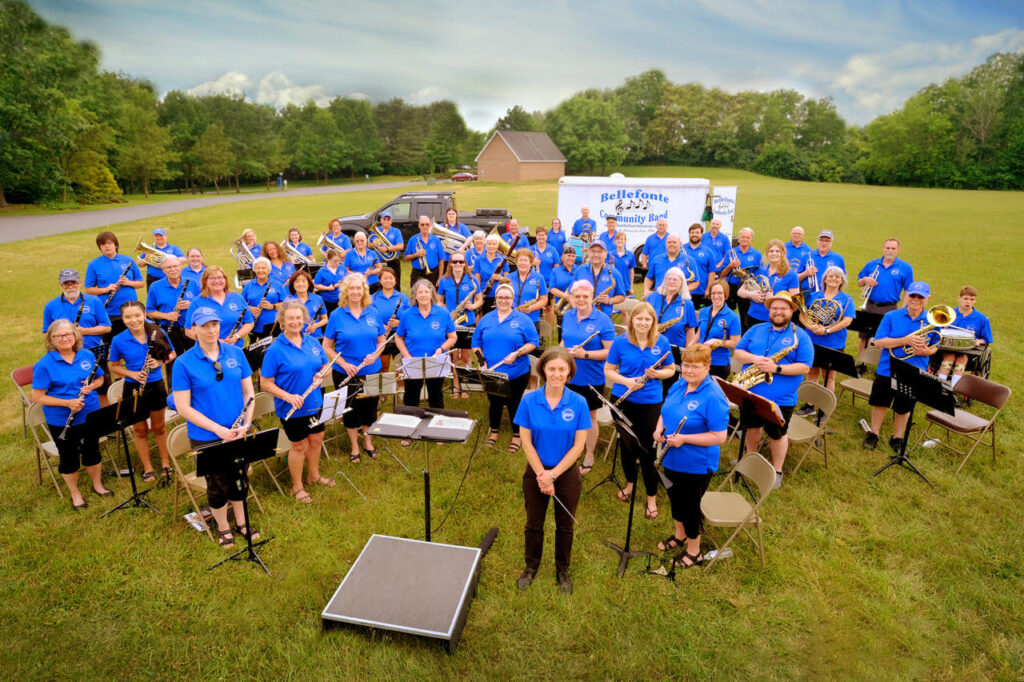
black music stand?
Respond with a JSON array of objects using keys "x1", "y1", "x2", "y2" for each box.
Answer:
[
  {"x1": 603, "y1": 454, "x2": 653, "y2": 578},
  {"x1": 872, "y1": 359, "x2": 955, "y2": 486},
  {"x1": 89, "y1": 393, "x2": 160, "y2": 518},
  {"x1": 585, "y1": 387, "x2": 633, "y2": 495},
  {"x1": 850, "y1": 310, "x2": 884, "y2": 339},
  {"x1": 714, "y1": 377, "x2": 785, "y2": 464},
  {"x1": 812, "y1": 344, "x2": 859, "y2": 384},
  {"x1": 199, "y1": 428, "x2": 278, "y2": 575}
]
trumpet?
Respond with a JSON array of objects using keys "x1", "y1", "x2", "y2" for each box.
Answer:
[
  {"x1": 858, "y1": 264, "x2": 880, "y2": 310},
  {"x1": 230, "y1": 236, "x2": 256, "y2": 269},
  {"x1": 135, "y1": 239, "x2": 169, "y2": 269},
  {"x1": 733, "y1": 334, "x2": 799, "y2": 389},
  {"x1": 430, "y1": 222, "x2": 470, "y2": 256},
  {"x1": 891, "y1": 305, "x2": 955, "y2": 360},
  {"x1": 283, "y1": 241, "x2": 315, "y2": 266},
  {"x1": 368, "y1": 224, "x2": 399, "y2": 262},
  {"x1": 316, "y1": 232, "x2": 347, "y2": 259}
]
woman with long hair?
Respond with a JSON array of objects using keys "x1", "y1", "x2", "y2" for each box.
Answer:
[
  {"x1": 185, "y1": 266, "x2": 253, "y2": 347},
  {"x1": 739, "y1": 238, "x2": 799, "y2": 327}
]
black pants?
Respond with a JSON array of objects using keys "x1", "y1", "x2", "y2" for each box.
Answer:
[
  {"x1": 403, "y1": 377, "x2": 445, "y2": 409},
  {"x1": 409, "y1": 267, "x2": 439, "y2": 289},
  {"x1": 710, "y1": 364, "x2": 730, "y2": 379},
  {"x1": 487, "y1": 373, "x2": 529, "y2": 434},
  {"x1": 49, "y1": 422, "x2": 101, "y2": 474},
  {"x1": 619, "y1": 399, "x2": 662, "y2": 498},
  {"x1": 665, "y1": 469, "x2": 713, "y2": 539},
  {"x1": 323, "y1": 300, "x2": 339, "y2": 316},
  {"x1": 737, "y1": 298, "x2": 754, "y2": 332},
  {"x1": 523, "y1": 465, "x2": 581, "y2": 573},
  {"x1": 691, "y1": 294, "x2": 709, "y2": 310},
  {"x1": 189, "y1": 438, "x2": 246, "y2": 509},
  {"x1": 331, "y1": 372, "x2": 381, "y2": 428}
]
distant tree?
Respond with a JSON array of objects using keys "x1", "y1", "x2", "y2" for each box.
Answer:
[
  {"x1": 494, "y1": 105, "x2": 538, "y2": 132},
  {"x1": 294, "y1": 107, "x2": 348, "y2": 184},
  {"x1": 375, "y1": 98, "x2": 429, "y2": 174},
  {"x1": 194, "y1": 123, "x2": 233, "y2": 194},
  {"x1": 613, "y1": 68, "x2": 668, "y2": 162},
  {"x1": 545, "y1": 93, "x2": 628, "y2": 174},
  {"x1": 329, "y1": 97, "x2": 384, "y2": 176},
  {"x1": 158, "y1": 90, "x2": 209, "y2": 192},
  {"x1": 425, "y1": 101, "x2": 470, "y2": 173},
  {"x1": 116, "y1": 82, "x2": 178, "y2": 197}
]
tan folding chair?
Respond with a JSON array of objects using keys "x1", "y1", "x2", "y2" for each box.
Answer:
[
  {"x1": 838, "y1": 346, "x2": 881, "y2": 406},
  {"x1": 12, "y1": 364, "x2": 34, "y2": 437},
  {"x1": 787, "y1": 382, "x2": 837, "y2": 475},
  {"x1": 700, "y1": 452, "x2": 776, "y2": 568},
  {"x1": 537, "y1": 319, "x2": 553, "y2": 347},
  {"x1": 27, "y1": 403, "x2": 64, "y2": 498},
  {"x1": 917, "y1": 374, "x2": 1011, "y2": 474},
  {"x1": 249, "y1": 391, "x2": 286, "y2": 494}
]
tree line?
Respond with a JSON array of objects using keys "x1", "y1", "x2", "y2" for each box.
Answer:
[{"x1": 2, "y1": 1, "x2": 1023, "y2": 208}]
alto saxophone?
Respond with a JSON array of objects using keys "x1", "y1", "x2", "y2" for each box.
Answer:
[{"x1": 733, "y1": 334, "x2": 799, "y2": 389}]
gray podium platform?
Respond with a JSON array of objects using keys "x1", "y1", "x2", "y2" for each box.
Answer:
[{"x1": 321, "y1": 534, "x2": 483, "y2": 652}]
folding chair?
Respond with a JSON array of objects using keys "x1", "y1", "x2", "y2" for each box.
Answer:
[
  {"x1": 537, "y1": 319, "x2": 553, "y2": 347},
  {"x1": 837, "y1": 346, "x2": 881, "y2": 406},
  {"x1": 700, "y1": 452, "x2": 776, "y2": 568},
  {"x1": 250, "y1": 392, "x2": 286, "y2": 494},
  {"x1": 12, "y1": 364, "x2": 33, "y2": 437},
  {"x1": 27, "y1": 403, "x2": 64, "y2": 498},
  {"x1": 787, "y1": 382, "x2": 837, "y2": 475},
  {"x1": 916, "y1": 374, "x2": 1010, "y2": 474}
]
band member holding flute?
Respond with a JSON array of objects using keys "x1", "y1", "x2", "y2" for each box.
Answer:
[
  {"x1": 43, "y1": 269, "x2": 111, "y2": 354},
  {"x1": 404, "y1": 215, "x2": 446, "y2": 285},
  {"x1": 172, "y1": 307, "x2": 258, "y2": 548},
  {"x1": 654, "y1": 343, "x2": 729, "y2": 569},
  {"x1": 184, "y1": 266, "x2": 254, "y2": 347},
  {"x1": 32, "y1": 320, "x2": 110, "y2": 509},
  {"x1": 396, "y1": 279, "x2": 457, "y2": 413},
  {"x1": 697, "y1": 280, "x2": 742, "y2": 379},
  {"x1": 84, "y1": 231, "x2": 143, "y2": 339},
  {"x1": 261, "y1": 300, "x2": 334, "y2": 503}
]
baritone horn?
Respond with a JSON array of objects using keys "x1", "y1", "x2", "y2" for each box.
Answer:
[
  {"x1": 229, "y1": 236, "x2": 256, "y2": 269},
  {"x1": 134, "y1": 239, "x2": 169, "y2": 269},
  {"x1": 430, "y1": 222, "x2": 470, "y2": 255},
  {"x1": 368, "y1": 224, "x2": 398, "y2": 262},
  {"x1": 316, "y1": 232, "x2": 347, "y2": 258},
  {"x1": 283, "y1": 241, "x2": 315, "y2": 266}
]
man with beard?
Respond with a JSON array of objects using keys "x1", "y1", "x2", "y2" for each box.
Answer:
[{"x1": 683, "y1": 222, "x2": 717, "y2": 309}]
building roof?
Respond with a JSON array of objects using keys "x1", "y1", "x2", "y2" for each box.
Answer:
[{"x1": 475, "y1": 131, "x2": 567, "y2": 163}]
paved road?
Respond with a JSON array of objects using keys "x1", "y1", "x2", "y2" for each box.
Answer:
[{"x1": 0, "y1": 180, "x2": 425, "y2": 245}]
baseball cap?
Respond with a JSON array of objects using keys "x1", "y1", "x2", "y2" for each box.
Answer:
[
  {"x1": 588, "y1": 241, "x2": 607, "y2": 251},
  {"x1": 58, "y1": 268, "x2": 81, "y2": 284},
  {"x1": 152, "y1": 228, "x2": 167, "y2": 236},
  {"x1": 380, "y1": 211, "x2": 392, "y2": 219},
  {"x1": 191, "y1": 307, "x2": 220, "y2": 326},
  {"x1": 907, "y1": 281, "x2": 930, "y2": 297},
  {"x1": 818, "y1": 229, "x2": 834, "y2": 240}
]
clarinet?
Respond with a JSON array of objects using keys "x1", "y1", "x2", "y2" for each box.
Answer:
[
  {"x1": 304, "y1": 300, "x2": 325, "y2": 336},
  {"x1": 284, "y1": 352, "x2": 342, "y2": 419},
  {"x1": 336, "y1": 333, "x2": 395, "y2": 390},
  {"x1": 655, "y1": 417, "x2": 687, "y2": 469},
  {"x1": 135, "y1": 329, "x2": 160, "y2": 385},
  {"x1": 613, "y1": 350, "x2": 672, "y2": 406},
  {"x1": 230, "y1": 282, "x2": 270, "y2": 338},
  {"x1": 72, "y1": 298, "x2": 86, "y2": 326},
  {"x1": 230, "y1": 396, "x2": 254, "y2": 431},
  {"x1": 58, "y1": 352, "x2": 103, "y2": 440},
  {"x1": 169, "y1": 281, "x2": 191, "y2": 329},
  {"x1": 103, "y1": 261, "x2": 135, "y2": 306}
]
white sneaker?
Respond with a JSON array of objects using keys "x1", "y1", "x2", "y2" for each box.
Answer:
[{"x1": 773, "y1": 472, "x2": 783, "y2": 490}]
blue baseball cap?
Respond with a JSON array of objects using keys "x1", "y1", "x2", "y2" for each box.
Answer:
[
  {"x1": 907, "y1": 281, "x2": 930, "y2": 297},
  {"x1": 380, "y1": 211, "x2": 392, "y2": 219},
  {"x1": 152, "y1": 228, "x2": 167, "y2": 236},
  {"x1": 191, "y1": 307, "x2": 220, "y2": 327}
]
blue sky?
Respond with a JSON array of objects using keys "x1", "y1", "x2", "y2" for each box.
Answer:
[{"x1": 32, "y1": 0, "x2": 1024, "y2": 130}]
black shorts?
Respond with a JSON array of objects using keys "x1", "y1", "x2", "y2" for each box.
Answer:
[
  {"x1": 740, "y1": 403, "x2": 794, "y2": 441},
  {"x1": 190, "y1": 437, "x2": 246, "y2": 508},
  {"x1": 868, "y1": 373, "x2": 915, "y2": 414},
  {"x1": 710, "y1": 364, "x2": 730, "y2": 379},
  {"x1": 280, "y1": 414, "x2": 327, "y2": 443},
  {"x1": 124, "y1": 380, "x2": 167, "y2": 414},
  {"x1": 567, "y1": 382, "x2": 604, "y2": 412},
  {"x1": 49, "y1": 421, "x2": 102, "y2": 474}
]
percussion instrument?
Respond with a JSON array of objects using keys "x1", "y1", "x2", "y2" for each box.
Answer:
[
  {"x1": 891, "y1": 305, "x2": 955, "y2": 360},
  {"x1": 938, "y1": 327, "x2": 975, "y2": 351}
]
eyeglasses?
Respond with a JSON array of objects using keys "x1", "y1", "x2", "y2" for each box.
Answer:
[
  {"x1": 213, "y1": 360, "x2": 223, "y2": 381},
  {"x1": 54, "y1": 333, "x2": 75, "y2": 339}
]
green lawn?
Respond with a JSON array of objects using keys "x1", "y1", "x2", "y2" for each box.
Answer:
[{"x1": 1, "y1": 169, "x2": 1022, "y2": 680}]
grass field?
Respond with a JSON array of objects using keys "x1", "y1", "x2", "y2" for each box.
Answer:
[{"x1": 1, "y1": 167, "x2": 1022, "y2": 680}]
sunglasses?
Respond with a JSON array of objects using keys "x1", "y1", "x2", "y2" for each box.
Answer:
[
  {"x1": 451, "y1": 259, "x2": 465, "y2": 264},
  {"x1": 213, "y1": 360, "x2": 223, "y2": 382}
]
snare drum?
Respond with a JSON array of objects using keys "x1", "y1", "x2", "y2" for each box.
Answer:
[{"x1": 938, "y1": 328, "x2": 975, "y2": 351}]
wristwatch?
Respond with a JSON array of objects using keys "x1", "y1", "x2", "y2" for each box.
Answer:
[
  {"x1": 584, "y1": 351, "x2": 589, "y2": 359},
  {"x1": 774, "y1": 365, "x2": 783, "y2": 375}
]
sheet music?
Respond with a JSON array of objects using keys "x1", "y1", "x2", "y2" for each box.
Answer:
[
  {"x1": 402, "y1": 354, "x2": 452, "y2": 379},
  {"x1": 316, "y1": 387, "x2": 349, "y2": 425},
  {"x1": 376, "y1": 412, "x2": 423, "y2": 428},
  {"x1": 428, "y1": 415, "x2": 473, "y2": 431}
]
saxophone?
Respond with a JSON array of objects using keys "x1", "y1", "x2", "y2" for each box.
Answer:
[
  {"x1": 733, "y1": 334, "x2": 799, "y2": 389},
  {"x1": 450, "y1": 279, "x2": 478, "y2": 325}
]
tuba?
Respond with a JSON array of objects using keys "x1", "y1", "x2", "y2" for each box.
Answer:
[
  {"x1": 135, "y1": 239, "x2": 169, "y2": 269},
  {"x1": 229, "y1": 236, "x2": 256, "y2": 269},
  {"x1": 368, "y1": 224, "x2": 398, "y2": 262},
  {"x1": 283, "y1": 241, "x2": 314, "y2": 266},
  {"x1": 892, "y1": 305, "x2": 955, "y2": 360},
  {"x1": 316, "y1": 232, "x2": 347, "y2": 259},
  {"x1": 430, "y1": 222, "x2": 470, "y2": 255}
]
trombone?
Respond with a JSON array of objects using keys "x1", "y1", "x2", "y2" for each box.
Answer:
[
  {"x1": 368, "y1": 224, "x2": 399, "y2": 262},
  {"x1": 135, "y1": 238, "x2": 169, "y2": 269}
]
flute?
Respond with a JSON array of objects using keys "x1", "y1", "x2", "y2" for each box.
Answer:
[
  {"x1": 613, "y1": 350, "x2": 671, "y2": 406},
  {"x1": 284, "y1": 352, "x2": 342, "y2": 419},
  {"x1": 336, "y1": 333, "x2": 395, "y2": 390},
  {"x1": 569, "y1": 330, "x2": 600, "y2": 353}
]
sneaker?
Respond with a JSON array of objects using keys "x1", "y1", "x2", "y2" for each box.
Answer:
[
  {"x1": 516, "y1": 568, "x2": 536, "y2": 591},
  {"x1": 862, "y1": 432, "x2": 879, "y2": 450},
  {"x1": 795, "y1": 403, "x2": 815, "y2": 417},
  {"x1": 556, "y1": 571, "x2": 573, "y2": 594},
  {"x1": 773, "y1": 472, "x2": 783, "y2": 490},
  {"x1": 889, "y1": 437, "x2": 904, "y2": 453},
  {"x1": 729, "y1": 458, "x2": 739, "y2": 467}
]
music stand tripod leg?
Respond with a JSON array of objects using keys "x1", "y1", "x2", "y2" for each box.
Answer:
[
  {"x1": 209, "y1": 458, "x2": 272, "y2": 575},
  {"x1": 602, "y1": 456, "x2": 651, "y2": 577},
  {"x1": 101, "y1": 425, "x2": 161, "y2": 518},
  {"x1": 871, "y1": 410, "x2": 932, "y2": 486},
  {"x1": 586, "y1": 430, "x2": 624, "y2": 495}
]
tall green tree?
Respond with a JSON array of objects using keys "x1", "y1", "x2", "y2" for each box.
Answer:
[
  {"x1": 194, "y1": 123, "x2": 233, "y2": 194},
  {"x1": 375, "y1": 98, "x2": 429, "y2": 174},
  {"x1": 158, "y1": 90, "x2": 209, "y2": 191},
  {"x1": 493, "y1": 105, "x2": 539, "y2": 132},
  {"x1": 294, "y1": 107, "x2": 348, "y2": 183},
  {"x1": 328, "y1": 97, "x2": 383, "y2": 176},
  {"x1": 116, "y1": 82, "x2": 178, "y2": 196},
  {"x1": 424, "y1": 101, "x2": 470, "y2": 173},
  {"x1": 545, "y1": 92, "x2": 627, "y2": 174}
]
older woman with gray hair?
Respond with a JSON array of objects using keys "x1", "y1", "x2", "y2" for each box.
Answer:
[
  {"x1": 798, "y1": 265, "x2": 856, "y2": 398},
  {"x1": 396, "y1": 278, "x2": 457, "y2": 414},
  {"x1": 646, "y1": 266, "x2": 698, "y2": 396}
]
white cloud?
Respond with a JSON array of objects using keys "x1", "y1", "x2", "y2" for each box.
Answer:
[
  {"x1": 347, "y1": 92, "x2": 370, "y2": 101},
  {"x1": 407, "y1": 86, "x2": 447, "y2": 104},
  {"x1": 185, "y1": 71, "x2": 252, "y2": 97},
  {"x1": 256, "y1": 71, "x2": 331, "y2": 108}
]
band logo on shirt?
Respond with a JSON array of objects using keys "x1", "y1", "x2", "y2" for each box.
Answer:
[
  {"x1": 510, "y1": 320, "x2": 519, "y2": 329},
  {"x1": 890, "y1": 268, "x2": 900, "y2": 276},
  {"x1": 80, "y1": 360, "x2": 92, "y2": 371},
  {"x1": 430, "y1": 321, "x2": 440, "y2": 330},
  {"x1": 585, "y1": 324, "x2": 595, "y2": 333},
  {"x1": 228, "y1": 303, "x2": 238, "y2": 311},
  {"x1": 687, "y1": 400, "x2": 699, "y2": 411},
  {"x1": 225, "y1": 358, "x2": 239, "y2": 369},
  {"x1": 651, "y1": 348, "x2": 661, "y2": 357},
  {"x1": 561, "y1": 408, "x2": 575, "y2": 422},
  {"x1": 366, "y1": 317, "x2": 376, "y2": 327}
]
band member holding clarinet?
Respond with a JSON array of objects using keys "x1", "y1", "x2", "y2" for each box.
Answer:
[
  {"x1": 261, "y1": 300, "x2": 334, "y2": 504},
  {"x1": 371, "y1": 266, "x2": 408, "y2": 372},
  {"x1": 471, "y1": 284, "x2": 539, "y2": 452},
  {"x1": 84, "y1": 231, "x2": 143, "y2": 339},
  {"x1": 146, "y1": 256, "x2": 196, "y2": 355},
  {"x1": 404, "y1": 215, "x2": 446, "y2": 285},
  {"x1": 560, "y1": 280, "x2": 615, "y2": 474},
  {"x1": 109, "y1": 301, "x2": 175, "y2": 483},
  {"x1": 242, "y1": 258, "x2": 284, "y2": 342},
  {"x1": 396, "y1": 279, "x2": 457, "y2": 412},
  {"x1": 43, "y1": 269, "x2": 111, "y2": 354},
  {"x1": 32, "y1": 320, "x2": 111, "y2": 509},
  {"x1": 697, "y1": 280, "x2": 742, "y2": 379},
  {"x1": 654, "y1": 343, "x2": 729, "y2": 569},
  {"x1": 437, "y1": 256, "x2": 481, "y2": 398},
  {"x1": 185, "y1": 266, "x2": 253, "y2": 347},
  {"x1": 284, "y1": 270, "x2": 327, "y2": 339},
  {"x1": 172, "y1": 307, "x2": 258, "y2": 548},
  {"x1": 323, "y1": 273, "x2": 386, "y2": 463},
  {"x1": 475, "y1": 233, "x2": 510, "y2": 315},
  {"x1": 314, "y1": 250, "x2": 346, "y2": 316},
  {"x1": 605, "y1": 301, "x2": 675, "y2": 519},
  {"x1": 799, "y1": 266, "x2": 855, "y2": 396},
  {"x1": 513, "y1": 346, "x2": 590, "y2": 594}
]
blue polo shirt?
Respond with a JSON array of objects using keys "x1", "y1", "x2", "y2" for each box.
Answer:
[
  {"x1": 646, "y1": 253, "x2": 696, "y2": 291},
  {"x1": 471, "y1": 310, "x2": 539, "y2": 380},
  {"x1": 561, "y1": 307, "x2": 616, "y2": 386},
  {"x1": 146, "y1": 278, "x2": 198, "y2": 330},
  {"x1": 313, "y1": 264, "x2": 346, "y2": 304},
  {"x1": 109, "y1": 327, "x2": 173, "y2": 385},
  {"x1": 345, "y1": 248, "x2": 381, "y2": 285},
  {"x1": 269, "y1": 261, "x2": 295, "y2": 289},
  {"x1": 683, "y1": 242, "x2": 717, "y2": 290},
  {"x1": 701, "y1": 232, "x2": 731, "y2": 269},
  {"x1": 405, "y1": 234, "x2": 447, "y2": 270},
  {"x1": 698, "y1": 305, "x2": 742, "y2": 367},
  {"x1": 725, "y1": 246, "x2": 762, "y2": 287},
  {"x1": 284, "y1": 294, "x2": 326, "y2": 339},
  {"x1": 785, "y1": 242, "x2": 812, "y2": 284},
  {"x1": 42, "y1": 294, "x2": 111, "y2": 350},
  {"x1": 507, "y1": 270, "x2": 548, "y2": 322},
  {"x1": 261, "y1": 333, "x2": 329, "y2": 418},
  {"x1": 572, "y1": 217, "x2": 597, "y2": 237},
  {"x1": 286, "y1": 240, "x2": 314, "y2": 259},
  {"x1": 323, "y1": 306, "x2": 385, "y2": 375},
  {"x1": 371, "y1": 226, "x2": 404, "y2": 258},
  {"x1": 501, "y1": 231, "x2": 527, "y2": 249},
  {"x1": 514, "y1": 388, "x2": 592, "y2": 468},
  {"x1": 438, "y1": 274, "x2": 480, "y2": 326},
  {"x1": 642, "y1": 232, "x2": 668, "y2": 264},
  {"x1": 572, "y1": 264, "x2": 625, "y2": 315},
  {"x1": 171, "y1": 342, "x2": 252, "y2": 442},
  {"x1": 736, "y1": 322, "x2": 814, "y2": 406},
  {"x1": 547, "y1": 230, "x2": 567, "y2": 255},
  {"x1": 444, "y1": 221, "x2": 472, "y2": 239},
  {"x1": 647, "y1": 293, "x2": 698, "y2": 347},
  {"x1": 609, "y1": 249, "x2": 636, "y2": 290},
  {"x1": 548, "y1": 265, "x2": 575, "y2": 296},
  {"x1": 475, "y1": 253, "x2": 508, "y2": 297},
  {"x1": 181, "y1": 265, "x2": 206, "y2": 288},
  {"x1": 531, "y1": 243, "x2": 560, "y2": 283},
  {"x1": 242, "y1": 279, "x2": 284, "y2": 333},
  {"x1": 804, "y1": 291, "x2": 856, "y2": 350},
  {"x1": 33, "y1": 350, "x2": 104, "y2": 426},
  {"x1": 184, "y1": 294, "x2": 252, "y2": 346},
  {"x1": 661, "y1": 374, "x2": 730, "y2": 474},
  {"x1": 858, "y1": 258, "x2": 913, "y2": 305},
  {"x1": 371, "y1": 289, "x2": 410, "y2": 327},
  {"x1": 747, "y1": 267, "x2": 800, "y2": 323},
  {"x1": 875, "y1": 307, "x2": 935, "y2": 376},
  {"x1": 320, "y1": 232, "x2": 352, "y2": 259},
  {"x1": 85, "y1": 254, "x2": 142, "y2": 316},
  {"x1": 606, "y1": 334, "x2": 673, "y2": 405},
  {"x1": 397, "y1": 305, "x2": 456, "y2": 357},
  {"x1": 465, "y1": 246, "x2": 488, "y2": 273},
  {"x1": 142, "y1": 243, "x2": 185, "y2": 281},
  {"x1": 953, "y1": 308, "x2": 993, "y2": 344},
  {"x1": 598, "y1": 230, "x2": 620, "y2": 253},
  {"x1": 805, "y1": 250, "x2": 847, "y2": 291},
  {"x1": 248, "y1": 243, "x2": 262, "y2": 259}
]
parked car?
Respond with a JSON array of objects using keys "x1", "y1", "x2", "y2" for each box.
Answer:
[{"x1": 451, "y1": 172, "x2": 478, "y2": 182}]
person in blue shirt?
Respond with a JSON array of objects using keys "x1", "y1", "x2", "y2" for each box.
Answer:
[
  {"x1": 471, "y1": 284, "x2": 540, "y2": 453},
  {"x1": 285, "y1": 227, "x2": 315, "y2": 261},
  {"x1": 83, "y1": 231, "x2": 144, "y2": 336},
  {"x1": 437, "y1": 256, "x2": 481, "y2": 397},
  {"x1": 182, "y1": 248, "x2": 207, "y2": 289},
  {"x1": 734, "y1": 291, "x2": 813, "y2": 488},
  {"x1": 697, "y1": 280, "x2": 742, "y2": 378},
  {"x1": 404, "y1": 215, "x2": 447, "y2": 285},
  {"x1": 370, "y1": 212, "x2": 405, "y2": 284},
  {"x1": 547, "y1": 217, "x2": 568, "y2": 255},
  {"x1": 937, "y1": 285, "x2": 993, "y2": 388},
  {"x1": 863, "y1": 282, "x2": 939, "y2": 453},
  {"x1": 321, "y1": 219, "x2": 352, "y2": 262},
  {"x1": 184, "y1": 266, "x2": 254, "y2": 347},
  {"x1": 605, "y1": 302, "x2": 676, "y2": 518},
  {"x1": 241, "y1": 259, "x2": 284, "y2": 342},
  {"x1": 43, "y1": 269, "x2": 111, "y2": 352},
  {"x1": 475, "y1": 233, "x2": 511, "y2": 316},
  {"x1": 139, "y1": 227, "x2": 185, "y2": 288},
  {"x1": 507, "y1": 250, "x2": 548, "y2": 330},
  {"x1": 530, "y1": 226, "x2": 560, "y2": 284},
  {"x1": 32, "y1": 320, "x2": 110, "y2": 509},
  {"x1": 323, "y1": 273, "x2": 387, "y2": 462},
  {"x1": 856, "y1": 238, "x2": 914, "y2": 352},
  {"x1": 260, "y1": 300, "x2": 334, "y2": 504},
  {"x1": 653, "y1": 343, "x2": 730, "y2": 569},
  {"x1": 313, "y1": 250, "x2": 346, "y2": 316},
  {"x1": 513, "y1": 346, "x2": 591, "y2": 594},
  {"x1": 172, "y1": 306, "x2": 258, "y2": 548},
  {"x1": 644, "y1": 234, "x2": 697, "y2": 299},
  {"x1": 501, "y1": 218, "x2": 528, "y2": 251},
  {"x1": 146, "y1": 257, "x2": 197, "y2": 354},
  {"x1": 344, "y1": 230, "x2": 383, "y2": 293},
  {"x1": 803, "y1": 229, "x2": 847, "y2": 293},
  {"x1": 241, "y1": 229, "x2": 262, "y2": 260},
  {"x1": 571, "y1": 207, "x2": 596, "y2": 239},
  {"x1": 262, "y1": 241, "x2": 296, "y2": 290},
  {"x1": 464, "y1": 230, "x2": 489, "y2": 275},
  {"x1": 785, "y1": 226, "x2": 813, "y2": 292},
  {"x1": 798, "y1": 266, "x2": 856, "y2": 395},
  {"x1": 548, "y1": 247, "x2": 578, "y2": 323},
  {"x1": 396, "y1": 279, "x2": 457, "y2": 417},
  {"x1": 573, "y1": 242, "x2": 626, "y2": 316},
  {"x1": 109, "y1": 301, "x2": 176, "y2": 483},
  {"x1": 640, "y1": 217, "x2": 670, "y2": 270},
  {"x1": 560, "y1": 280, "x2": 616, "y2": 474},
  {"x1": 598, "y1": 215, "x2": 620, "y2": 253},
  {"x1": 701, "y1": 218, "x2": 731, "y2": 272},
  {"x1": 720, "y1": 227, "x2": 762, "y2": 323},
  {"x1": 683, "y1": 222, "x2": 718, "y2": 309},
  {"x1": 739, "y1": 239, "x2": 800, "y2": 329},
  {"x1": 610, "y1": 231, "x2": 636, "y2": 295},
  {"x1": 371, "y1": 266, "x2": 409, "y2": 373},
  {"x1": 647, "y1": 267, "x2": 699, "y2": 397},
  {"x1": 442, "y1": 207, "x2": 472, "y2": 240},
  {"x1": 285, "y1": 270, "x2": 328, "y2": 339}
]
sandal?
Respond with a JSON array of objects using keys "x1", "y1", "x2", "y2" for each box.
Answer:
[
  {"x1": 579, "y1": 461, "x2": 594, "y2": 475},
  {"x1": 400, "y1": 440, "x2": 411, "y2": 447},
  {"x1": 92, "y1": 487, "x2": 114, "y2": 497},
  {"x1": 349, "y1": 452, "x2": 361, "y2": 464},
  {"x1": 141, "y1": 470, "x2": 156, "y2": 483},
  {"x1": 658, "y1": 535, "x2": 684, "y2": 552},
  {"x1": 487, "y1": 430, "x2": 500, "y2": 447},
  {"x1": 644, "y1": 505, "x2": 659, "y2": 520},
  {"x1": 309, "y1": 476, "x2": 336, "y2": 488},
  {"x1": 616, "y1": 488, "x2": 630, "y2": 503},
  {"x1": 235, "y1": 523, "x2": 261, "y2": 541},
  {"x1": 673, "y1": 550, "x2": 703, "y2": 569},
  {"x1": 363, "y1": 447, "x2": 379, "y2": 460},
  {"x1": 507, "y1": 437, "x2": 521, "y2": 454},
  {"x1": 293, "y1": 489, "x2": 313, "y2": 504},
  {"x1": 218, "y1": 529, "x2": 234, "y2": 547}
]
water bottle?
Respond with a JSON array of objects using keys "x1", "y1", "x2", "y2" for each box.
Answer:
[
  {"x1": 704, "y1": 547, "x2": 733, "y2": 561},
  {"x1": 858, "y1": 418, "x2": 871, "y2": 433},
  {"x1": 922, "y1": 439, "x2": 940, "y2": 448}
]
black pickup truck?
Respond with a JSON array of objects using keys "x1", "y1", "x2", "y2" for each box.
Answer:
[{"x1": 335, "y1": 191, "x2": 513, "y2": 242}]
